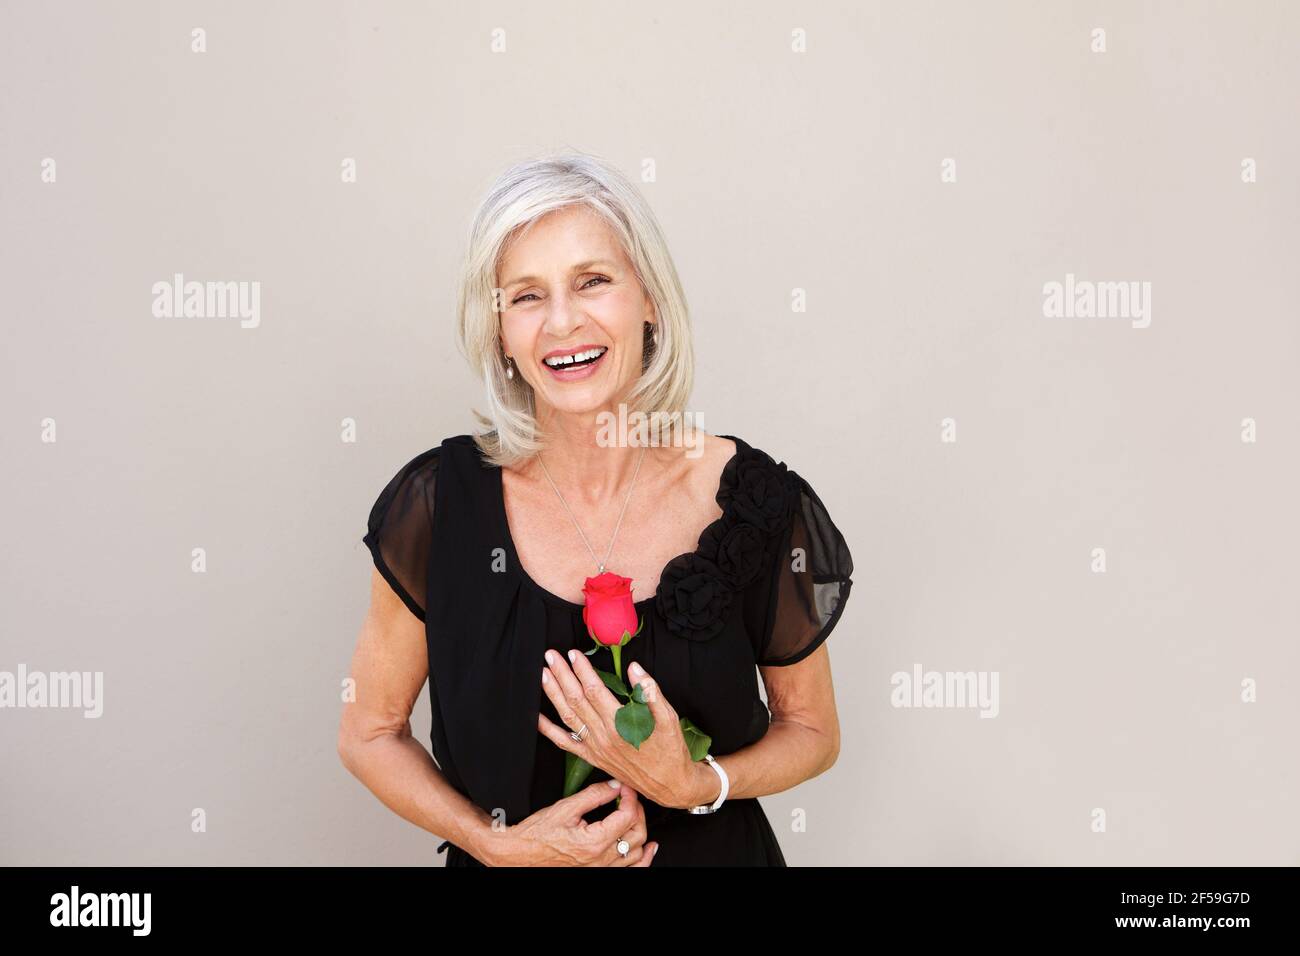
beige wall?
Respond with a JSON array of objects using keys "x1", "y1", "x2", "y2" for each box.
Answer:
[{"x1": 1, "y1": 0, "x2": 1296, "y2": 865}]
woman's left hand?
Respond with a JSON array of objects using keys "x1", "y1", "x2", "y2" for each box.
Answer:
[{"x1": 538, "y1": 649, "x2": 708, "y2": 810}]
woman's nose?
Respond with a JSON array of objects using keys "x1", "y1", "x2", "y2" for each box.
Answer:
[{"x1": 542, "y1": 288, "x2": 585, "y2": 337}]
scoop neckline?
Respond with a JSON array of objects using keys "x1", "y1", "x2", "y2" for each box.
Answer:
[{"x1": 492, "y1": 434, "x2": 746, "y2": 613}]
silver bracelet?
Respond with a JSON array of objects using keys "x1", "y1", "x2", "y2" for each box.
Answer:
[{"x1": 687, "y1": 754, "x2": 729, "y2": 814}]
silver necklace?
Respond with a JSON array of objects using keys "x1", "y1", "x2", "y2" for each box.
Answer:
[{"x1": 536, "y1": 444, "x2": 649, "y2": 574}]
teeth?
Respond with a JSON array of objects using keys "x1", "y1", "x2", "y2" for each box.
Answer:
[{"x1": 544, "y1": 346, "x2": 607, "y2": 368}]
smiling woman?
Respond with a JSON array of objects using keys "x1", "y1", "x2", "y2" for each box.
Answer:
[
  {"x1": 495, "y1": 204, "x2": 660, "y2": 419},
  {"x1": 339, "y1": 151, "x2": 854, "y2": 867},
  {"x1": 457, "y1": 155, "x2": 695, "y2": 468}
]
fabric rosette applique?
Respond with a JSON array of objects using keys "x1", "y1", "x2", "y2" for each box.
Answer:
[
  {"x1": 656, "y1": 553, "x2": 734, "y2": 642},
  {"x1": 717, "y1": 447, "x2": 799, "y2": 535},
  {"x1": 655, "y1": 447, "x2": 799, "y2": 643},
  {"x1": 698, "y1": 518, "x2": 766, "y2": 590}
]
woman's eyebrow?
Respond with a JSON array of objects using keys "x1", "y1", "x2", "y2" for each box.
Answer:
[
  {"x1": 570, "y1": 258, "x2": 617, "y2": 273},
  {"x1": 502, "y1": 259, "x2": 619, "y2": 288}
]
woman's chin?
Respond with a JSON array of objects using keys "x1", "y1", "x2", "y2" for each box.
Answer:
[
  {"x1": 536, "y1": 382, "x2": 633, "y2": 420},
  {"x1": 543, "y1": 395, "x2": 616, "y2": 420}
]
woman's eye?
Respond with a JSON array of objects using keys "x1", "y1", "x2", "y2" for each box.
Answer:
[{"x1": 511, "y1": 277, "x2": 606, "y2": 304}]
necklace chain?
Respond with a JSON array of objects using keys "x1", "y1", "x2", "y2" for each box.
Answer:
[{"x1": 536, "y1": 444, "x2": 648, "y2": 575}]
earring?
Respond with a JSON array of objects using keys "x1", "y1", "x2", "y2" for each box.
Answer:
[
  {"x1": 652, "y1": 324, "x2": 660, "y2": 349},
  {"x1": 505, "y1": 357, "x2": 515, "y2": 380}
]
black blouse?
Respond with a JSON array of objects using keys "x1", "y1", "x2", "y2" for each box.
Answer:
[{"x1": 362, "y1": 433, "x2": 853, "y2": 866}]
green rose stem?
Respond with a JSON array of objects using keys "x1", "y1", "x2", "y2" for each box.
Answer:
[
  {"x1": 610, "y1": 642, "x2": 623, "y2": 693},
  {"x1": 563, "y1": 752, "x2": 593, "y2": 798},
  {"x1": 560, "y1": 614, "x2": 712, "y2": 798},
  {"x1": 562, "y1": 623, "x2": 635, "y2": 798}
]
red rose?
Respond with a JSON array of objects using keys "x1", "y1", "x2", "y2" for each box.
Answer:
[{"x1": 582, "y1": 572, "x2": 639, "y2": 646}]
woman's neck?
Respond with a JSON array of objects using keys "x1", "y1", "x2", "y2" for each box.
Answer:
[{"x1": 529, "y1": 409, "x2": 656, "y2": 505}]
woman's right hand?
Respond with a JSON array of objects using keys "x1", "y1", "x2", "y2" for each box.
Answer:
[{"x1": 488, "y1": 780, "x2": 659, "y2": 866}]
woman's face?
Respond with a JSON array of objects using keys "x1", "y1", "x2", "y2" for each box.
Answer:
[{"x1": 496, "y1": 204, "x2": 655, "y2": 421}]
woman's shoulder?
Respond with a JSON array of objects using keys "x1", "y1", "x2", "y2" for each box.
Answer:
[
  {"x1": 705, "y1": 432, "x2": 851, "y2": 556},
  {"x1": 366, "y1": 433, "x2": 477, "y2": 510},
  {"x1": 697, "y1": 431, "x2": 790, "y2": 472},
  {"x1": 386, "y1": 434, "x2": 478, "y2": 473},
  {"x1": 688, "y1": 430, "x2": 742, "y2": 477},
  {"x1": 361, "y1": 433, "x2": 488, "y2": 559},
  {"x1": 701, "y1": 432, "x2": 801, "y2": 533}
]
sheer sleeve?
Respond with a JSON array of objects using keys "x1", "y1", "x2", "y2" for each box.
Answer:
[
  {"x1": 361, "y1": 447, "x2": 440, "y2": 622},
  {"x1": 754, "y1": 471, "x2": 854, "y2": 667}
]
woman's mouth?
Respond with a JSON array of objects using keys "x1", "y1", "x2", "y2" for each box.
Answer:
[{"x1": 541, "y1": 345, "x2": 608, "y2": 381}]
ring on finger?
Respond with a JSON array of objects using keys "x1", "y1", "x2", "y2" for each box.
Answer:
[{"x1": 569, "y1": 722, "x2": 589, "y2": 742}]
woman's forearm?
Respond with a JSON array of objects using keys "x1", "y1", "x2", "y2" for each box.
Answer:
[
  {"x1": 339, "y1": 725, "x2": 503, "y2": 862},
  {"x1": 683, "y1": 714, "x2": 836, "y2": 807}
]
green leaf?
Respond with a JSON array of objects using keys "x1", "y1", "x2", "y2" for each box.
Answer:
[
  {"x1": 614, "y1": 701, "x2": 655, "y2": 750},
  {"x1": 595, "y1": 669, "x2": 630, "y2": 699},
  {"x1": 679, "y1": 717, "x2": 713, "y2": 762},
  {"x1": 630, "y1": 681, "x2": 648, "y2": 705},
  {"x1": 563, "y1": 752, "x2": 594, "y2": 797}
]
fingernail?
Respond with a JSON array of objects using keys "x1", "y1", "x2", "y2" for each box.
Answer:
[
  {"x1": 607, "y1": 779, "x2": 621, "y2": 788},
  {"x1": 567, "y1": 649, "x2": 577, "y2": 663},
  {"x1": 545, "y1": 650, "x2": 556, "y2": 665},
  {"x1": 630, "y1": 662, "x2": 645, "y2": 678},
  {"x1": 541, "y1": 669, "x2": 549, "y2": 685}
]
